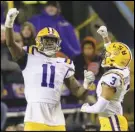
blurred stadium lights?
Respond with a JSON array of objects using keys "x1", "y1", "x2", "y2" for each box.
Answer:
[
  {"x1": 124, "y1": 1, "x2": 134, "y2": 13},
  {"x1": 6, "y1": 1, "x2": 48, "y2": 9},
  {"x1": 6, "y1": 1, "x2": 14, "y2": 9},
  {"x1": 114, "y1": 1, "x2": 134, "y2": 29},
  {"x1": 22, "y1": 1, "x2": 48, "y2": 4}
]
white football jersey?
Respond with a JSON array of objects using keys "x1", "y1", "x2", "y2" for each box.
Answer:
[
  {"x1": 96, "y1": 68, "x2": 130, "y2": 117},
  {"x1": 22, "y1": 46, "x2": 74, "y2": 125}
]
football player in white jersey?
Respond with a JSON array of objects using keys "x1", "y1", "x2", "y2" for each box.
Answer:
[
  {"x1": 81, "y1": 26, "x2": 132, "y2": 131},
  {"x1": 5, "y1": 8, "x2": 95, "y2": 131}
]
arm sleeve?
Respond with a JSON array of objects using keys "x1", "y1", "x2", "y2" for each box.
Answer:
[
  {"x1": 16, "y1": 48, "x2": 28, "y2": 71},
  {"x1": 82, "y1": 96, "x2": 110, "y2": 113}
]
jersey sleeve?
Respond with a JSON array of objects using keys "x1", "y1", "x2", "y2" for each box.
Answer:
[
  {"x1": 101, "y1": 73, "x2": 121, "y2": 88},
  {"x1": 64, "y1": 59, "x2": 75, "y2": 78}
]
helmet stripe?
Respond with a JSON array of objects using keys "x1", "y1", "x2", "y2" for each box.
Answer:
[
  {"x1": 49, "y1": 27, "x2": 52, "y2": 34},
  {"x1": 47, "y1": 27, "x2": 50, "y2": 34},
  {"x1": 52, "y1": 28, "x2": 54, "y2": 34}
]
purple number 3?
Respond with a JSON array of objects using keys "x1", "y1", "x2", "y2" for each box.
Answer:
[
  {"x1": 41, "y1": 64, "x2": 55, "y2": 88},
  {"x1": 110, "y1": 77, "x2": 117, "y2": 85}
]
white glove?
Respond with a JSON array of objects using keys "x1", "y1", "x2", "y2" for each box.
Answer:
[
  {"x1": 80, "y1": 103, "x2": 89, "y2": 112},
  {"x1": 97, "y1": 26, "x2": 108, "y2": 38},
  {"x1": 83, "y1": 70, "x2": 95, "y2": 89},
  {"x1": 5, "y1": 8, "x2": 19, "y2": 28}
]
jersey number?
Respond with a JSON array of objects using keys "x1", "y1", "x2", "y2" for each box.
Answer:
[
  {"x1": 41, "y1": 64, "x2": 55, "y2": 88},
  {"x1": 110, "y1": 77, "x2": 117, "y2": 85}
]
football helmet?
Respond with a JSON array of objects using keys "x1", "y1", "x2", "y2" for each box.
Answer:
[
  {"x1": 101, "y1": 42, "x2": 132, "y2": 69},
  {"x1": 35, "y1": 27, "x2": 61, "y2": 56}
]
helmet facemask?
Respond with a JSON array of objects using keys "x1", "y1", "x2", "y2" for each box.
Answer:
[
  {"x1": 38, "y1": 36, "x2": 61, "y2": 56},
  {"x1": 101, "y1": 51, "x2": 113, "y2": 68}
]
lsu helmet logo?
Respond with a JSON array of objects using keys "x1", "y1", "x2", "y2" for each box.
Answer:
[{"x1": 102, "y1": 42, "x2": 132, "y2": 69}]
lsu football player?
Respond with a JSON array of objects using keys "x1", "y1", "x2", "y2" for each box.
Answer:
[
  {"x1": 5, "y1": 8, "x2": 95, "y2": 131},
  {"x1": 81, "y1": 26, "x2": 132, "y2": 131}
]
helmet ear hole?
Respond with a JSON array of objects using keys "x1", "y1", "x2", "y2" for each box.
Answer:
[{"x1": 110, "y1": 59, "x2": 115, "y2": 62}]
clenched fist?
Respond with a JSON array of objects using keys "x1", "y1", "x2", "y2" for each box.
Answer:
[
  {"x1": 5, "y1": 8, "x2": 19, "y2": 28},
  {"x1": 97, "y1": 26, "x2": 108, "y2": 38},
  {"x1": 83, "y1": 70, "x2": 95, "y2": 89}
]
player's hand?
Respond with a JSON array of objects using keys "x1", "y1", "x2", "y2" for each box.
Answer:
[
  {"x1": 5, "y1": 8, "x2": 19, "y2": 28},
  {"x1": 7, "y1": 8, "x2": 19, "y2": 19},
  {"x1": 80, "y1": 103, "x2": 90, "y2": 112},
  {"x1": 83, "y1": 70, "x2": 95, "y2": 89},
  {"x1": 97, "y1": 26, "x2": 108, "y2": 38}
]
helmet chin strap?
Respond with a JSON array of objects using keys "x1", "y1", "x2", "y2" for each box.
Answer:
[
  {"x1": 44, "y1": 50, "x2": 56, "y2": 57},
  {"x1": 38, "y1": 41, "x2": 61, "y2": 57},
  {"x1": 44, "y1": 44, "x2": 61, "y2": 56}
]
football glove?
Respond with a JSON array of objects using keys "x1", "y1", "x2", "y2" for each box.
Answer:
[
  {"x1": 83, "y1": 70, "x2": 95, "y2": 89},
  {"x1": 97, "y1": 26, "x2": 108, "y2": 38},
  {"x1": 5, "y1": 8, "x2": 19, "y2": 28}
]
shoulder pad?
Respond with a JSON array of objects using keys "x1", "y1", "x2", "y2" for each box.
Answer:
[
  {"x1": 23, "y1": 45, "x2": 37, "y2": 54},
  {"x1": 64, "y1": 58, "x2": 72, "y2": 64},
  {"x1": 57, "y1": 58, "x2": 75, "y2": 71},
  {"x1": 56, "y1": 58, "x2": 72, "y2": 64},
  {"x1": 102, "y1": 70, "x2": 124, "y2": 87},
  {"x1": 103, "y1": 70, "x2": 124, "y2": 79}
]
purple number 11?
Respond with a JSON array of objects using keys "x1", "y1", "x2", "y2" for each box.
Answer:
[{"x1": 41, "y1": 64, "x2": 55, "y2": 88}]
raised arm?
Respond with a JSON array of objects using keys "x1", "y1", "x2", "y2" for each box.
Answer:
[
  {"x1": 5, "y1": 8, "x2": 25, "y2": 61},
  {"x1": 97, "y1": 26, "x2": 111, "y2": 47},
  {"x1": 64, "y1": 70, "x2": 95, "y2": 101}
]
